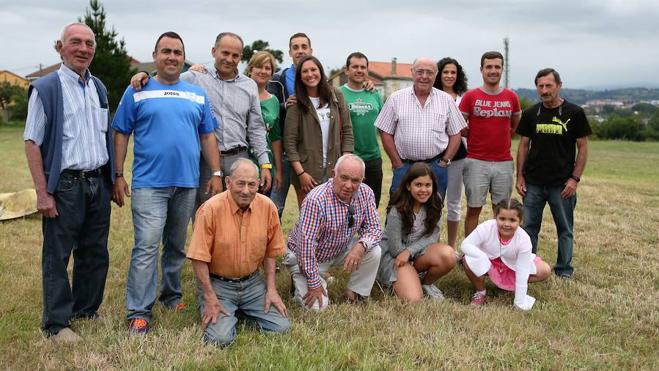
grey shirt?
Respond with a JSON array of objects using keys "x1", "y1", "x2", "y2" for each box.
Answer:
[{"x1": 181, "y1": 67, "x2": 269, "y2": 164}]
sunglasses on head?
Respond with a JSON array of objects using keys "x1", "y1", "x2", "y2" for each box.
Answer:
[{"x1": 347, "y1": 204, "x2": 355, "y2": 228}]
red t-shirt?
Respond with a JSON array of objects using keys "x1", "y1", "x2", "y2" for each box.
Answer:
[{"x1": 459, "y1": 88, "x2": 521, "y2": 161}]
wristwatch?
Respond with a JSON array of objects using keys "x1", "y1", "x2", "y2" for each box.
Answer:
[
  {"x1": 212, "y1": 170, "x2": 224, "y2": 177},
  {"x1": 570, "y1": 175, "x2": 581, "y2": 182},
  {"x1": 438, "y1": 158, "x2": 451, "y2": 167},
  {"x1": 114, "y1": 171, "x2": 124, "y2": 178}
]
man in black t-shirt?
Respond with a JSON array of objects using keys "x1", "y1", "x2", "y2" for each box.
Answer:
[{"x1": 515, "y1": 68, "x2": 591, "y2": 278}]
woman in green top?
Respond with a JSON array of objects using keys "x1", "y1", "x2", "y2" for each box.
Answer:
[{"x1": 245, "y1": 51, "x2": 283, "y2": 197}]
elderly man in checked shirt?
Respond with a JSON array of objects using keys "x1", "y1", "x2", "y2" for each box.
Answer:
[
  {"x1": 376, "y1": 57, "x2": 467, "y2": 198},
  {"x1": 284, "y1": 154, "x2": 382, "y2": 310}
]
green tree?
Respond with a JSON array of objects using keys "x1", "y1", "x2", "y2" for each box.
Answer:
[
  {"x1": 519, "y1": 96, "x2": 534, "y2": 111},
  {"x1": 0, "y1": 82, "x2": 28, "y2": 122},
  {"x1": 598, "y1": 115, "x2": 645, "y2": 141},
  {"x1": 79, "y1": 0, "x2": 134, "y2": 111},
  {"x1": 242, "y1": 40, "x2": 284, "y2": 67}
]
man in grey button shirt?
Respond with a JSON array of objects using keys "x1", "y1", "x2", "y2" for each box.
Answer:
[{"x1": 131, "y1": 32, "x2": 271, "y2": 208}]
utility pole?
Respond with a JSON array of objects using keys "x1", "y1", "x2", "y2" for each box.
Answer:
[{"x1": 503, "y1": 37, "x2": 510, "y2": 88}]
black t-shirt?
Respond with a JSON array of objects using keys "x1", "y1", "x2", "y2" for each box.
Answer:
[{"x1": 516, "y1": 100, "x2": 591, "y2": 185}]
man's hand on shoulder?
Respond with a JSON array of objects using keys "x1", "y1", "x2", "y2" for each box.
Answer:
[
  {"x1": 130, "y1": 71, "x2": 150, "y2": 91},
  {"x1": 188, "y1": 64, "x2": 208, "y2": 74}
]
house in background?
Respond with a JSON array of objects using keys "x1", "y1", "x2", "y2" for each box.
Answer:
[
  {"x1": 329, "y1": 58, "x2": 413, "y2": 100},
  {"x1": 0, "y1": 70, "x2": 29, "y2": 88}
]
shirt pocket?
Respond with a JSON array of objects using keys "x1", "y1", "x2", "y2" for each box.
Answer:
[{"x1": 94, "y1": 106, "x2": 109, "y2": 134}]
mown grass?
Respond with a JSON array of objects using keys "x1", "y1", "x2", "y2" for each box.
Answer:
[{"x1": 0, "y1": 124, "x2": 657, "y2": 370}]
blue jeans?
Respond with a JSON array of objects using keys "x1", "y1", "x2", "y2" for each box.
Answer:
[
  {"x1": 270, "y1": 153, "x2": 292, "y2": 218},
  {"x1": 522, "y1": 183, "x2": 577, "y2": 276},
  {"x1": 199, "y1": 274, "x2": 291, "y2": 347},
  {"x1": 42, "y1": 172, "x2": 111, "y2": 334},
  {"x1": 127, "y1": 187, "x2": 196, "y2": 320},
  {"x1": 390, "y1": 161, "x2": 448, "y2": 199}
]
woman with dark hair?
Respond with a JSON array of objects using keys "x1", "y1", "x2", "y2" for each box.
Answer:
[
  {"x1": 377, "y1": 163, "x2": 457, "y2": 302},
  {"x1": 434, "y1": 57, "x2": 469, "y2": 248},
  {"x1": 284, "y1": 55, "x2": 354, "y2": 206}
]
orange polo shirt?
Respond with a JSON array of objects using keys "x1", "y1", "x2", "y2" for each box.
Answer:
[{"x1": 187, "y1": 191, "x2": 285, "y2": 278}]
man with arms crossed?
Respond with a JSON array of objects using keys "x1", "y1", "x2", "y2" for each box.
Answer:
[
  {"x1": 187, "y1": 158, "x2": 290, "y2": 347},
  {"x1": 113, "y1": 32, "x2": 221, "y2": 334},
  {"x1": 340, "y1": 52, "x2": 384, "y2": 207},
  {"x1": 459, "y1": 51, "x2": 521, "y2": 237},
  {"x1": 24, "y1": 22, "x2": 114, "y2": 342},
  {"x1": 516, "y1": 68, "x2": 591, "y2": 278}
]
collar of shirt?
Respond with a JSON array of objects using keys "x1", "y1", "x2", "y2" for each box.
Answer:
[
  {"x1": 226, "y1": 191, "x2": 252, "y2": 215},
  {"x1": 207, "y1": 64, "x2": 243, "y2": 82},
  {"x1": 58, "y1": 64, "x2": 91, "y2": 85}
]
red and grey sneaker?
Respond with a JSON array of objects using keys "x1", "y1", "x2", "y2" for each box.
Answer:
[
  {"x1": 169, "y1": 303, "x2": 185, "y2": 312},
  {"x1": 470, "y1": 291, "x2": 487, "y2": 306},
  {"x1": 128, "y1": 318, "x2": 149, "y2": 335}
]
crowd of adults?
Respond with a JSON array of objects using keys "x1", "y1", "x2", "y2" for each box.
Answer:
[{"x1": 24, "y1": 23, "x2": 591, "y2": 344}]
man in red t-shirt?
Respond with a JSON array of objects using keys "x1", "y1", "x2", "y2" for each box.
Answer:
[{"x1": 459, "y1": 51, "x2": 521, "y2": 237}]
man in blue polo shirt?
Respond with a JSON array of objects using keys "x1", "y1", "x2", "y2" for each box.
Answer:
[{"x1": 112, "y1": 31, "x2": 221, "y2": 334}]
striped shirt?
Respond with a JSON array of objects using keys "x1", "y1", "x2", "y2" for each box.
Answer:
[
  {"x1": 287, "y1": 180, "x2": 382, "y2": 289},
  {"x1": 375, "y1": 87, "x2": 466, "y2": 161},
  {"x1": 24, "y1": 64, "x2": 109, "y2": 171},
  {"x1": 181, "y1": 67, "x2": 269, "y2": 164}
]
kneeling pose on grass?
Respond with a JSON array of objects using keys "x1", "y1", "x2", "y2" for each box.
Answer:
[
  {"x1": 460, "y1": 198, "x2": 551, "y2": 310},
  {"x1": 377, "y1": 163, "x2": 457, "y2": 302}
]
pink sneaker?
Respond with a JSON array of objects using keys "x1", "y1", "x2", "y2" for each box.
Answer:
[{"x1": 470, "y1": 291, "x2": 486, "y2": 306}]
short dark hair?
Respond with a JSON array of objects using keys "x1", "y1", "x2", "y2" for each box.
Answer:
[
  {"x1": 154, "y1": 31, "x2": 185, "y2": 54},
  {"x1": 214, "y1": 32, "x2": 244, "y2": 49},
  {"x1": 434, "y1": 57, "x2": 468, "y2": 95},
  {"x1": 480, "y1": 51, "x2": 504, "y2": 68},
  {"x1": 535, "y1": 68, "x2": 562, "y2": 86},
  {"x1": 289, "y1": 32, "x2": 311, "y2": 49},
  {"x1": 346, "y1": 52, "x2": 369, "y2": 68},
  {"x1": 493, "y1": 198, "x2": 524, "y2": 221}
]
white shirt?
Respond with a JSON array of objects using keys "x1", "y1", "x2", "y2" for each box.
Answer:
[
  {"x1": 311, "y1": 97, "x2": 331, "y2": 167},
  {"x1": 460, "y1": 219, "x2": 537, "y2": 310},
  {"x1": 375, "y1": 87, "x2": 466, "y2": 161}
]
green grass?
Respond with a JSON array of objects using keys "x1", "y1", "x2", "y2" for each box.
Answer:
[{"x1": 1, "y1": 126, "x2": 657, "y2": 370}]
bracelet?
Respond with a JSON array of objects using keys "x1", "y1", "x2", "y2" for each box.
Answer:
[
  {"x1": 260, "y1": 163, "x2": 272, "y2": 169},
  {"x1": 296, "y1": 170, "x2": 306, "y2": 177}
]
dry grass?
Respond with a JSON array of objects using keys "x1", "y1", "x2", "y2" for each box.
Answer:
[{"x1": 0, "y1": 124, "x2": 657, "y2": 370}]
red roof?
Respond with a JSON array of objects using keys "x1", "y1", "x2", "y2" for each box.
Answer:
[{"x1": 368, "y1": 61, "x2": 413, "y2": 79}]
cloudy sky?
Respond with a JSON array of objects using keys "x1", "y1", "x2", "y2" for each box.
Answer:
[{"x1": 2, "y1": 0, "x2": 658, "y2": 89}]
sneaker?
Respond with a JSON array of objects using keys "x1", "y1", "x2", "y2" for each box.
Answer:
[
  {"x1": 50, "y1": 327, "x2": 82, "y2": 342},
  {"x1": 470, "y1": 291, "x2": 487, "y2": 306},
  {"x1": 169, "y1": 303, "x2": 185, "y2": 312},
  {"x1": 128, "y1": 318, "x2": 149, "y2": 335},
  {"x1": 422, "y1": 284, "x2": 445, "y2": 302}
]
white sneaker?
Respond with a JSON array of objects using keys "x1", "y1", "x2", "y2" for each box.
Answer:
[
  {"x1": 422, "y1": 284, "x2": 445, "y2": 302},
  {"x1": 50, "y1": 327, "x2": 82, "y2": 342}
]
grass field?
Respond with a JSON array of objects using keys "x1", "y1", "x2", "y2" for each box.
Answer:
[{"x1": 0, "y1": 124, "x2": 657, "y2": 370}]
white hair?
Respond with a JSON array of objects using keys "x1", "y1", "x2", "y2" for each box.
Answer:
[
  {"x1": 334, "y1": 154, "x2": 365, "y2": 174},
  {"x1": 412, "y1": 57, "x2": 438, "y2": 74},
  {"x1": 229, "y1": 158, "x2": 259, "y2": 177},
  {"x1": 58, "y1": 22, "x2": 95, "y2": 45}
]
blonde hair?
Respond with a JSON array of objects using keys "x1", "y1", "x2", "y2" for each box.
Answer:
[{"x1": 245, "y1": 51, "x2": 277, "y2": 77}]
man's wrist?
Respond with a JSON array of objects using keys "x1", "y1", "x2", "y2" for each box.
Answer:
[
  {"x1": 212, "y1": 169, "x2": 224, "y2": 177},
  {"x1": 260, "y1": 163, "x2": 272, "y2": 169},
  {"x1": 570, "y1": 175, "x2": 581, "y2": 182}
]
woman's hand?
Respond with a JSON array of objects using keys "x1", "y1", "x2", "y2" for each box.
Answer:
[
  {"x1": 394, "y1": 250, "x2": 412, "y2": 268},
  {"x1": 299, "y1": 172, "x2": 318, "y2": 194}
]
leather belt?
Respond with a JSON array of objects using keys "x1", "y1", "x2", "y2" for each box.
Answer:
[
  {"x1": 61, "y1": 168, "x2": 102, "y2": 179},
  {"x1": 209, "y1": 271, "x2": 257, "y2": 283},
  {"x1": 221, "y1": 146, "x2": 248, "y2": 156}
]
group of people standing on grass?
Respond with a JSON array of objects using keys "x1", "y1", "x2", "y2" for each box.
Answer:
[{"x1": 24, "y1": 23, "x2": 591, "y2": 345}]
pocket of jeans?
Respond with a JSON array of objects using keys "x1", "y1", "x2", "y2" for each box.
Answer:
[{"x1": 56, "y1": 177, "x2": 76, "y2": 193}]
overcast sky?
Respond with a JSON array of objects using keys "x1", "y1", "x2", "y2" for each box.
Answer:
[{"x1": 2, "y1": 0, "x2": 658, "y2": 89}]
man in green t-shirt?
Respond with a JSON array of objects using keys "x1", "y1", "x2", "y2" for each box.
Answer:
[{"x1": 340, "y1": 52, "x2": 384, "y2": 207}]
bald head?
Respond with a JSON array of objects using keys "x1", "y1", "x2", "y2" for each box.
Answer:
[{"x1": 413, "y1": 57, "x2": 438, "y2": 72}]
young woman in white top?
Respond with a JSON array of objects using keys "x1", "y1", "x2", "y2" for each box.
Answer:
[{"x1": 460, "y1": 198, "x2": 551, "y2": 310}]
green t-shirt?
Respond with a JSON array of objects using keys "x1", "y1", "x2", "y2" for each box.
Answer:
[
  {"x1": 249, "y1": 95, "x2": 281, "y2": 172},
  {"x1": 340, "y1": 85, "x2": 383, "y2": 161}
]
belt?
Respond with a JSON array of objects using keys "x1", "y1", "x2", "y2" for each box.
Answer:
[
  {"x1": 209, "y1": 271, "x2": 258, "y2": 283},
  {"x1": 221, "y1": 146, "x2": 248, "y2": 156},
  {"x1": 402, "y1": 151, "x2": 444, "y2": 164},
  {"x1": 61, "y1": 168, "x2": 102, "y2": 179}
]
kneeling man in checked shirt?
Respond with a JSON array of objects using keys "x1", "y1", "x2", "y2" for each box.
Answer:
[
  {"x1": 284, "y1": 154, "x2": 382, "y2": 310},
  {"x1": 187, "y1": 158, "x2": 290, "y2": 347}
]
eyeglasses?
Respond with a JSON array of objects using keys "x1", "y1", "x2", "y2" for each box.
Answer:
[
  {"x1": 413, "y1": 69, "x2": 435, "y2": 77},
  {"x1": 347, "y1": 205, "x2": 355, "y2": 228}
]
